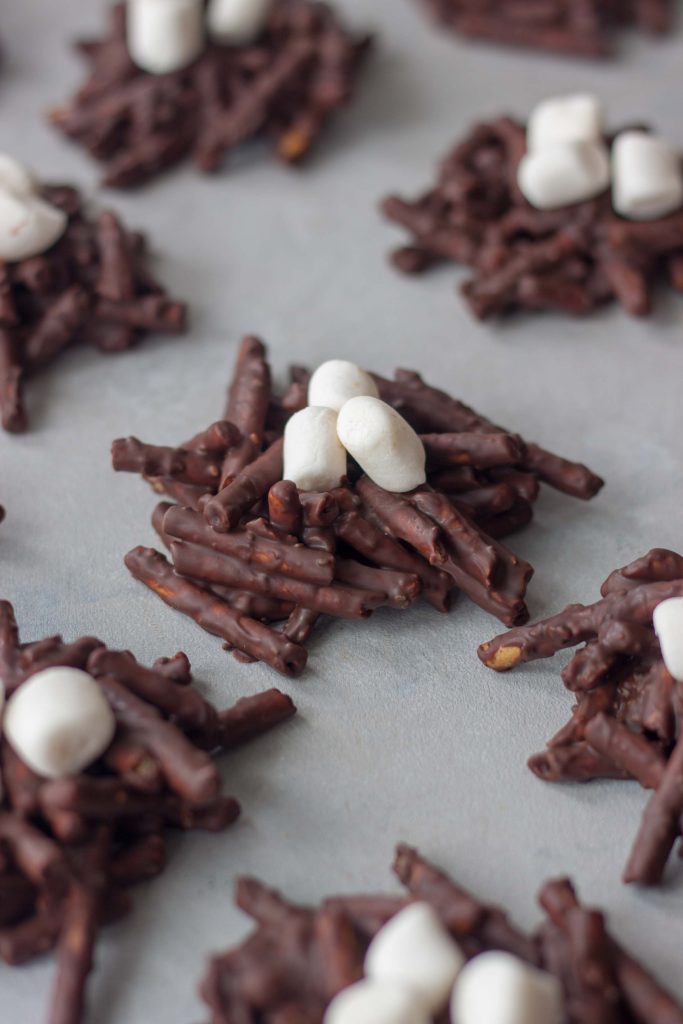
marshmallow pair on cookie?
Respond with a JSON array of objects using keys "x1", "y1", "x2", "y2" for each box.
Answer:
[
  {"x1": 518, "y1": 93, "x2": 683, "y2": 220},
  {"x1": 325, "y1": 901, "x2": 562, "y2": 1024},
  {"x1": 126, "y1": 0, "x2": 273, "y2": 76},
  {"x1": 0, "y1": 155, "x2": 66, "y2": 263},
  {"x1": 283, "y1": 360, "x2": 427, "y2": 494}
]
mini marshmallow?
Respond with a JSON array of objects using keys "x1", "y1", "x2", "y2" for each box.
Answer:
[
  {"x1": 611, "y1": 131, "x2": 683, "y2": 221},
  {"x1": 0, "y1": 154, "x2": 67, "y2": 263},
  {"x1": 0, "y1": 155, "x2": 36, "y2": 199},
  {"x1": 517, "y1": 141, "x2": 610, "y2": 210},
  {"x1": 324, "y1": 979, "x2": 430, "y2": 1024},
  {"x1": 336, "y1": 396, "x2": 426, "y2": 493},
  {"x1": 365, "y1": 901, "x2": 464, "y2": 1013},
  {"x1": 4, "y1": 667, "x2": 116, "y2": 779},
  {"x1": 527, "y1": 94, "x2": 602, "y2": 152},
  {"x1": 308, "y1": 359, "x2": 379, "y2": 413},
  {"x1": 653, "y1": 597, "x2": 683, "y2": 682},
  {"x1": 207, "y1": 0, "x2": 273, "y2": 44},
  {"x1": 283, "y1": 406, "x2": 347, "y2": 492},
  {"x1": 451, "y1": 951, "x2": 563, "y2": 1024},
  {"x1": 127, "y1": 0, "x2": 205, "y2": 75}
]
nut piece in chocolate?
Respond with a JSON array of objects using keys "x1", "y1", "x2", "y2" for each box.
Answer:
[
  {"x1": 0, "y1": 170, "x2": 187, "y2": 432},
  {"x1": 0, "y1": 599, "x2": 296, "y2": 1024},
  {"x1": 112, "y1": 334, "x2": 603, "y2": 677},
  {"x1": 480, "y1": 548, "x2": 683, "y2": 888},
  {"x1": 382, "y1": 100, "x2": 683, "y2": 321},
  {"x1": 50, "y1": 1, "x2": 372, "y2": 189},
  {"x1": 417, "y1": 0, "x2": 672, "y2": 58},
  {"x1": 200, "y1": 843, "x2": 683, "y2": 1023}
]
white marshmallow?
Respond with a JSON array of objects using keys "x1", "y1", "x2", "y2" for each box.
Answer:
[
  {"x1": 0, "y1": 679, "x2": 5, "y2": 800},
  {"x1": 653, "y1": 597, "x2": 683, "y2": 681},
  {"x1": 365, "y1": 902, "x2": 464, "y2": 1014},
  {"x1": 127, "y1": 0, "x2": 205, "y2": 75},
  {"x1": 207, "y1": 0, "x2": 273, "y2": 44},
  {"x1": 4, "y1": 667, "x2": 116, "y2": 779},
  {"x1": 451, "y1": 951, "x2": 563, "y2": 1024},
  {"x1": 517, "y1": 141, "x2": 610, "y2": 210},
  {"x1": 0, "y1": 154, "x2": 67, "y2": 263},
  {"x1": 336, "y1": 396, "x2": 426, "y2": 493},
  {"x1": 0, "y1": 155, "x2": 36, "y2": 199},
  {"x1": 308, "y1": 360, "x2": 379, "y2": 414},
  {"x1": 527, "y1": 94, "x2": 602, "y2": 152},
  {"x1": 611, "y1": 131, "x2": 683, "y2": 221},
  {"x1": 324, "y1": 979, "x2": 429, "y2": 1024},
  {"x1": 283, "y1": 406, "x2": 347, "y2": 492}
]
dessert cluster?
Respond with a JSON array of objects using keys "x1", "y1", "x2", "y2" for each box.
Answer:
[
  {"x1": 383, "y1": 93, "x2": 683, "y2": 319},
  {"x1": 201, "y1": 844, "x2": 683, "y2": 1023},
  {"x1": 417, "y1": 0, "x2": 672, "y2": 57},
  {"x1": 0, "y1": 155, "x2": 186, "y2": 432},
  {"x1": 1, "y1": 0, "x2": 682, "y2": 1020},
  {"x1": 480, "y1": 549, "x2": 683, "y2": 888},
  {"x1": 50, "y1": 0, "x2": 371, "y2": 188},
  {"x1": 112, "y1": 337, "x2": 602, "y2": 675},
  {"x1": 0, "y1": 601, "x2": 295, "y2": 1022}
]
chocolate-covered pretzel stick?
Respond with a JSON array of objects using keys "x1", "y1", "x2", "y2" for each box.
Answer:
[
  {"x1": 220, "y1": 336, "x2": 271, "y2": 483},
  {"x1": 116, "y1": 340, "x2": 601, "y2": 672},
  {"x1": 49, "y1": 835, "x2": 108, "y2": 1024},
  {"x1": 356, "y1": 476, "x2": 446, "y2": 566},
  {"x1": 624, "y1": 735, "x2": 683, "y2": 886},
  {"x1": 163, "y1": 505, "x2": 334, "y2": 585},
  {"x1": 89, "y1": 647, "x2": 219, "y2": 736},
  {"x1": 171, "y1": 539, "x2": 386, "y2": 619},
  {"x1": 0, "y1": 602, "x2": 296, "y2": 1023},
  {"x1": 215, "y1": 689, "x2": 296, "y2": 750},
  {"x1": 0, "y1": 183, "x2": 187, "y2": 432},
  {"x1": 112, "y1": 438, "x2": 223, "y2": 488},
  {"x1": 0, "y1": 328, "x2": 25, "y2": 432},
  {"x1": 479, "y1": 578, "x2": 683, "y2": 672},
  {"x1": 480, "y1": 550, "x2": 683, "y2": 887},
  {"x1": 421, "y1": 431, "x2": 525, "y2": 469},
  {"x1": 204, "y1": 439, "x2": 284, "y2": 532},
  {"x1": 51, "y1": 1, "x2": 371, "y2": 188},
  {"x1": 200, "y1": 845, "x2": 683, "y2": 1023},
  {"x1": 268, "y1": 480, "x2": 303, "y2": 535},
  {"x1": 124, "y1": 546, "x2": 308, "y2": 676}
]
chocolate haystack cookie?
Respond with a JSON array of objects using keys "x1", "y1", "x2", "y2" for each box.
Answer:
[
  {"x1": 112, "y1": 336, "x2": 602, "y2": 677},
  {"x1": 0, "y1": 600, "x2": 295, "y2": 1024},
  {"x1": 480, "y1": 549, "x2": 683, "y2": 888},
  {"x1": 382, "y1": 117, "x2": 683, "y2": 320},
  {"x1": 50, "y1": 1, "x2": 371, "y2": 189},
  {"x1": 0, "y1": 185, "x2": 186, "y2": 432},
  {"x1": 200, "y1": 843, "x2": 683, "y2": 1023},
  {"x1": 418, "y1": 0, "x2": 672, "y2": 57}
]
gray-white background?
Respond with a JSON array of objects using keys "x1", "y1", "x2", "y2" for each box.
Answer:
[{"x1": 2, "y1": 1, "x2": 683, "y2": 1020}]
